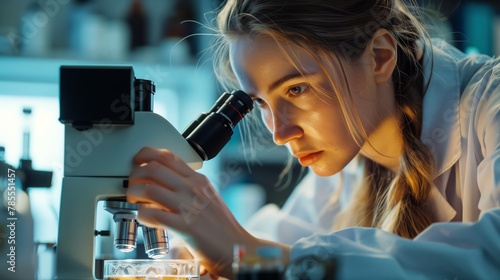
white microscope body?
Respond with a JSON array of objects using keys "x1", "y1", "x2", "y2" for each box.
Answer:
[
  {"x1": 55, "y1": 66, "x2": 252, "y2": 279},
  {"x1": 57, "y1": 112, "x2": 203, "y2": 279}
]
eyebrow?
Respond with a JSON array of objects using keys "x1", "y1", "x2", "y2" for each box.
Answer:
[
  {"x1": 246, "y1": 70, "x2": 315, "y2": 99},
  {"x1": 268, "y1": 71, "x2": 305, "y2": 93}
]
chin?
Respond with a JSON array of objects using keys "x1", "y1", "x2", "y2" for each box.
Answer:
[{"x1": 310, "y1": 165, "x2": 339, "y2": 177}]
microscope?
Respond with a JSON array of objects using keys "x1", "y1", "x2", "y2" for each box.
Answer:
[{"x1": 55, "y1": 65, "x2": 252, "y2": 279}]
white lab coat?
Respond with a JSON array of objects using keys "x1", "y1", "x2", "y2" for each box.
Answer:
[{"x1": 245, "y1": 39, "x2": 500, "y2": 278}]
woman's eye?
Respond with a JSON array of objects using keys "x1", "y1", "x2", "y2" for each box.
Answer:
[
  {"x1": 288, "y1": 84, "x2": 308, "y2": 96},
  {"x1": 253, "y1": 98, "x2": 266, "y2": 106}
]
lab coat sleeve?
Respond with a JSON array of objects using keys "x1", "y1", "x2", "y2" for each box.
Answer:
[
  {"x1": 245, "y1": 158, "x2": 361, "y2": 245},
  {"x1": 290, "y1": 207, "x2": 500, "y2": 279},
  {"x1": 244, "y1": 172, "x2": 336, "y2": 245},
  {"x1": 244, "y1": 203, "x2": 329, "y2": 245}
]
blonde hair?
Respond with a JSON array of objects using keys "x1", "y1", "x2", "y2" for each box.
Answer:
[{"x1": 210, "y1": 0, "x2": 435, "y2": 239}]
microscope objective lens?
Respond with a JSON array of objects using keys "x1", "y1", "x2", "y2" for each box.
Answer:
[
  {"x1": 113, "y1": 212, "x2": 139, "y2": 252},
  {"x1": 142, "y1": 226, "x2": 169, "y2": 258}
]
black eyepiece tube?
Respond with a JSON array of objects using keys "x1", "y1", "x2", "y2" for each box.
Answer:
[
  {"x1": 181, "y1": 92, "x2": 231, "y2": 138},
  {"x1": 184, "y1": 90, "x2": 253, "y2": 160},
  {"x1": 134, "y1": 79, "x2": 155, "y2": 112}
]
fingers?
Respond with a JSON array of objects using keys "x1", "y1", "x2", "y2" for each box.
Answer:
[
  {"x1": 200, "y1": 265, "x2": 208, "y2": 276},
  {"x1": 135, "y1": 206, "x2": 191, "y2": 232},
  {"x1": 199, "y1": 266, "x2": 220, "y2": 279},
  {"x1": 128, "y1": 146, "x2": 215, "y2": 225},
  {"x1": 126, "y1": 183, "x2": 178, "y2": 212},
  {"x1": 129, "y1": 160, "x2": 187, "y2": 192},
  {"x1": 133, "y1": 146, "x2": 194, "y2": 177}
]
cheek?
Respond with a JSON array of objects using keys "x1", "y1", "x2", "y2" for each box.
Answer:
[{"x1": 260, "y1": 109, "x2": 273, "y2": 133}]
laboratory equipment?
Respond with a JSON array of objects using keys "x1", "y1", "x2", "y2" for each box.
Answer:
[{"x1": 55, "y1": 65, "x2": 252, "y2": 279}]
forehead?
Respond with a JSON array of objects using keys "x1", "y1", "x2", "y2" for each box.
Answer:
[
  {"x1": 229, "y1": 34, "x2": 284, "y2": 59},
  {"x1": 229, "y1": 34, "x2": 319, "y2": 92}
]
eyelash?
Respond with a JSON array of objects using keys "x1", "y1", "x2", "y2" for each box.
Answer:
[
  {"x1": 253, "y1": 98, "x2": 266, "y2": 107},
  {"x1": 287, "y1": 84, "x2": 309, "y2": 96},
  {"x1": 252, "y1": 84, "x2": 309, "y2": 107}
]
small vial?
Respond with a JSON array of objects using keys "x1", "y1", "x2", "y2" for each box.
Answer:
[
  {"x1": 0, "y1": 146, "x2": 5, "y2": 162},
  {"x1": 233, "y1": 244, "x2": 284, "y2": 280},
  {"x1": 22, "y1": 107, "x2": 32, "y2": 160},
  {"x1": 254, "y1": 246, "x2": 284, "y2": 280},
  {"x1": 233, "y1": 244, "x2": 258, "y2": 279},
  {"x1": 232, "y1": 243, "x2": 244, "y2": 275}
]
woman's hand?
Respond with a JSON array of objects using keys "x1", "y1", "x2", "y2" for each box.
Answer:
[{"x1": 126, "y1": 146, "x2": 256, "y2": 277}]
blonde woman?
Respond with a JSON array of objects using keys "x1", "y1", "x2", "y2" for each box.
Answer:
[{"x1": 127, "y1": 0, "x2": 500, "y2": 278}]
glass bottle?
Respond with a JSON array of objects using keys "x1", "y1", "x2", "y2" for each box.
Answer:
[
  {"x1": 233, "y1": 244, "x2": 250, "y2": 279},
  {"x1": 233, "y1": 244, "x2": 284, "y2": 280},
  {"x1": 22, "y1": 107, "x2": 32, "y2": 160},
  {"x1": 0, "y1": 146, "x2": 5, "y2": 162},
  {"x1": 254, "y1": 246, "x2": 284, "y2": 280}
]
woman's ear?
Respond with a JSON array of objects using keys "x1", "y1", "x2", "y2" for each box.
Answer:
[{"x1": 366, "y1": 29, "x2": 397, "y2": 83}]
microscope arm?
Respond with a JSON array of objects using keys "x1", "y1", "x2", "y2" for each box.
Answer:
[{"x1": 63, "y1": 111, "x2": 203, "y2": 178}]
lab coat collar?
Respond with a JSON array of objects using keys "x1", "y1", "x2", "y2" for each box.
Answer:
[
  {"x1": 420, "y1": 39, "x2": 463, "y2": 222},
  {"x1": 421, "y1": 39, "x2": 462, "y2": 177},
  {"x1": 426, "y1": 181, "x2": 456, "y2": 222}
]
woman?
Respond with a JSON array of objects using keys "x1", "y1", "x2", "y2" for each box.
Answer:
[{"x1": 127, "y1": 0, "x2": 500, "y2": 278}]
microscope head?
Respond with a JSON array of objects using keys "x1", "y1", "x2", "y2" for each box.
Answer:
[{"x1": 58, "y1": 65, "x2": 253, "y2": 176}]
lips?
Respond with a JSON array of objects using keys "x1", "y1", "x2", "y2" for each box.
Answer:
[{"x1": 295, "y1": 151, "x2": 323, "y2": 166}]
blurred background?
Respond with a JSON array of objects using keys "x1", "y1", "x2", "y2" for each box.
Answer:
[{"x1": 0, "y1": 0, "x2": 499, "y2": 278}]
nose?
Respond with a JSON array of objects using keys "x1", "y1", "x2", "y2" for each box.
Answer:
[{"x1": 271, "y1": 108, "x2": 302, "y2": 145}]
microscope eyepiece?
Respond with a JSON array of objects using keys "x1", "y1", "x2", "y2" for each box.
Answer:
[
  {"x1": 183, "y1": 90, "x2": 253, "y2": 160},
  {"x1": 181, "y1": 92, "x2": 231, "y2": 138},
  {"x1": 134, "y1": 78, "x2": 155, "y2": 112}
]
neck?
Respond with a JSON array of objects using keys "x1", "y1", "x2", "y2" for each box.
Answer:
[{"x1": 360, "y1": 106, "x2": 403, "y2": 172}]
